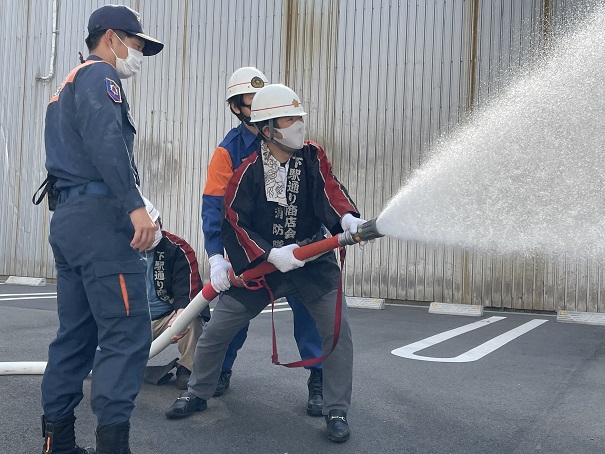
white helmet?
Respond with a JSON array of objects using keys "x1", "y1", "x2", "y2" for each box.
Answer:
[
  {"x1": 226, "y1": 67, "x2": 269, "y2": 101},
  {"x1": 249, "y1": 84, "x2": 307, "y2": 123}
]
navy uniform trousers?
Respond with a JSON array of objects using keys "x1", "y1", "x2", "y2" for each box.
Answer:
[{"x1": 41, "y1": 194, "x2": 151, "y2": 426}]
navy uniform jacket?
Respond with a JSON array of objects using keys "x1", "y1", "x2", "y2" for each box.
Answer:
[
  {"x1": 222, "y1": 141, "x2": 360, "y2": 302},
  {"x1": 45, "y1": 55, "x2": 143, "y2": 213}
]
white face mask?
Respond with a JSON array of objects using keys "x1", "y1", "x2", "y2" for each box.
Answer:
[
  {"x1": 274, "y1": 119, "x2": 306, "y2": 150},
  {"x1": 111, "y1": 34, "x2": 143, "y2": 79}
]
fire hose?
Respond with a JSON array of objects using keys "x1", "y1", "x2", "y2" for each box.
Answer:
[{"x1": 0, "y1": 220, "x2": 383, "y2": 375}]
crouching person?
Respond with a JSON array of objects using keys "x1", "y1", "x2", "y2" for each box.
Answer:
[{"x1": 142, "y1": 198, "x2": 211, "y2": 389}]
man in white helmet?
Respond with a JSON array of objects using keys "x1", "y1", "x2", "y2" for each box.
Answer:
[
  {"x1": 167, "y1": 84, "x2": 366, "y2": 443},
  {"x1": 201, "y1": 67, "x2": 324, "y2": 413}
]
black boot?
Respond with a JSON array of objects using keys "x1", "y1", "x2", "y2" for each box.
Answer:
[
  {"x1": 213, "y1": 370, "x2": 232, "y2": 397},
  {"x1": 95, "y1": 422, "x2": 131, "y2": 454},
  {"x1": 325, "y1": 409, "x2": 350, "y2": 443},
  {"x1": 41, "y1": 415, "x2": 95, "y2": 454},
  {"x1": 306, "y1": 368, "x2": 323, "y2": 416},
  {"x1": 175, "y1": 365, "x2": 192, "y2": 390}
]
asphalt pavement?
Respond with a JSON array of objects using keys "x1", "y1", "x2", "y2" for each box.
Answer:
[{"x1": 1, "y1": 282, "x2": 604, "y2": 454}]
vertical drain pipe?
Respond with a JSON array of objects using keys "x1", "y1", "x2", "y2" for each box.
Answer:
[
  {"x1": 284, "y1": 0, "x2": 296, "y2": 88},
  {"x1": 37, "y1": 0, "x2": 58, "y2": 82}
]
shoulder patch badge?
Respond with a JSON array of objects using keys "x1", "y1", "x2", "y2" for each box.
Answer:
[{"x1": 106, "y1": 78, "x2": 122, "y2": 103}]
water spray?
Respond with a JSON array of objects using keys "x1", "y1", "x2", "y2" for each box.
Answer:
[
  {"x1": 376, "y1": 4, "x2": 605, "y2": 261},
  {"x1": 0, "y1": 222, "x2": 384, "y2": 375}
]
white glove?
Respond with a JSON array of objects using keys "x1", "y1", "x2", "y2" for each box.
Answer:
[
  {"x1": 341, "y1": 213, "x2": 368, "y2": 247},
  {"x1": 209, "y1": 255, "x2": 232, "y2": 292},
  {"x1": 340, "y1": 213, "x2": 366, "y2": 234},
  {"x1": 267, "y1": 243, "x2": 306, "y2": 273}
]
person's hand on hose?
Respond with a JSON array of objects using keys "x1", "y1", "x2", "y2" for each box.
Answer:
[
  {"x1": 341, "y1": 213, "x2": 368, "y2": 247},
  {"x1": 209, "y1": 255, "x2": 232, "y2": 292},
  {"x1": 168, "y1": 308, "x2": 190, "y2": 343},
  {"x1": 267, "y1": 243, "x2": 306, "y2": 273}
]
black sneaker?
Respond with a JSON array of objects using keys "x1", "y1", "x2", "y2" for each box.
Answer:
[
  {"x1": 175, "y1": 366, "x2": 191, "y2": 390},
  {"x1": 213, "y1": 370, "x2": 232, "y2": 397},
  {"x1": 325, "y1": 409, "x2": 350, "y2": 443},
  {"x1": 165, "y1": 392, "x2": 207, "y2": 419},
  {"x1": 306, "y1": 368, "x2": 323, "y2": 416}
]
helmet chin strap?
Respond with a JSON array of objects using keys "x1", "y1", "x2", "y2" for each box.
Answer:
[
  {"x1": 264, "y1": 120, "x2": 296, "y2": 155},
  {"x1": 230, "y1": 105, "x2": 253, "y2": 126}
]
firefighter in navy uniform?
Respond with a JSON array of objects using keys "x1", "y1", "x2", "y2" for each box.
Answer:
[{"x1": 40, "y1": 5, "x2": 163, "y2": 454}]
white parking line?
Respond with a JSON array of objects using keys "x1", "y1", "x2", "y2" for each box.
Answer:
[
  {"x1": 392, "y1": 316, "x2": 548, "y2": 363},
  {"x1": 0, "y1": 293, "x2": 293, "y2": 315}
]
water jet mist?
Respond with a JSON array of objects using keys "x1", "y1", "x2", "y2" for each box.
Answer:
[{"x1": 376, "y1": 4, "x2": 605, "y2": 262}]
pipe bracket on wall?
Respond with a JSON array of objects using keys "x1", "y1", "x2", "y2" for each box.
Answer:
[{"x1": 37, "y1": 0, "x2": 59, "y2": 82}]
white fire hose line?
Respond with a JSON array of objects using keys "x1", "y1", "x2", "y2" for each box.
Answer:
[
  {"x1": 1, "y1": 221, "x2": 382, "y2": 376},
  {"x1": 0, "y1": 291, "x2": 213, "y2": 376},
  {"x1": 0, "y1": 362, "x2": 48, "y2": 375},
  {"x1": 148, "y1": 291, "x2": 212, "y2": 358}
]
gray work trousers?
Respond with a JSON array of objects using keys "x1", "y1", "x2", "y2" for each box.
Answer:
[{"x1": 188, "y1": 276, "x2": 353, "y2": 414}]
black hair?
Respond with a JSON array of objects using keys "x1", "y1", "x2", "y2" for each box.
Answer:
[
  {"x1": 84, "y1": 29, "x2": 135, "y2": 52},
  {"x1": 255, "y1": 119, "x2": 270, "y2": 133},
  {"x1": 85, "y1": 30, "x2": 106, "y2": 51},
  {"x1": 254, "y1": 119, "x2": 276, "y2": 142},
  {"x1": 228, "y1": 94, "x2": 254, "y2": 125}
]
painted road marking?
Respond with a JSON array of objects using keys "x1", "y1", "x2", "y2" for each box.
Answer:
[
  {"x1": 391, "y1": 316, "x2": 548, "y2": 363},
  {"x1": 0, "y1": 293, "x2": 293, "y2": 315}
]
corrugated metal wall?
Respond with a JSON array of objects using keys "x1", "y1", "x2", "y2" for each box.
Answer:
[{"x1": 1, "y1": 0, "x2": 602, "y2": 312}]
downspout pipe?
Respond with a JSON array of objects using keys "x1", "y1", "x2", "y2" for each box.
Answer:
[{"x1": 37, "y1": 0, "x2": 58, "y2": 82}]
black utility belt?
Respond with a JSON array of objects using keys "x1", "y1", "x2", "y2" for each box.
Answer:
[
  {"x1": 32, "y1": 178, "x2": 112, "y2": 211},
  {"x1": 58, "y1": 182, "x2": 112, "y2": 203}
]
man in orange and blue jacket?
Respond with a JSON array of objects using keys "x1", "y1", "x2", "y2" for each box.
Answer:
[{"x1": 200, "y1": 67, "x2": 324, "y2": 415}]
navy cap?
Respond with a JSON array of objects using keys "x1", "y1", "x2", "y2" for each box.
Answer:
[{"x1": 87, "y1": 4, "x2": 164, "y2": 56}]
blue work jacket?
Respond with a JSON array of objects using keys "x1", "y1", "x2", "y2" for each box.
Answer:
[{"x1": 44, "y1": 55, "x2": 143, "y2": 213}]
